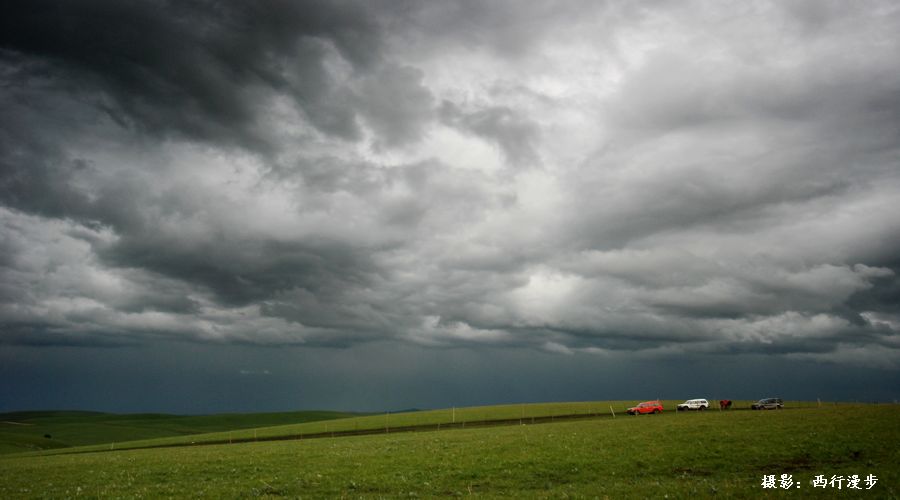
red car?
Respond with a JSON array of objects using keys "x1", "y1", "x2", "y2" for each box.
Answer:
[{"x1": 627, "y1": 400, "x2": 664, "y2": 415}]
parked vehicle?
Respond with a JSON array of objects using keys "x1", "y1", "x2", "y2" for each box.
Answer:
[
  {"x1": 677, "y1": 399, "x2": 709, "y2": 411},
  {"x1": 627, "y1": 400, "x2": 664, "y2": 415},
  {"x1": 751, "y1": 398, "x2": 784, "y2": 410}
]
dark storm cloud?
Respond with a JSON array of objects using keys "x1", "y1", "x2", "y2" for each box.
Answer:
[
  {"x1": 0, "y1": 88, "x2": 100, "y2": 221},
  {"x1": 1, "y1": 0, "x2": 899, "y2": 380},
  {"x1": 99, "y1": 231, "x2": 379, "y2": 307},
  {"x1": 0, "y1": 0, "x2": 388, "y2": 149}
]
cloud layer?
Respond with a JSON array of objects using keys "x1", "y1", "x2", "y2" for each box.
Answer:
[{"x1": 2, "y1": 0, "x2": 900, "y2": 369}]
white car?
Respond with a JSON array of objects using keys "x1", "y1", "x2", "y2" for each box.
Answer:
[{"x1": 677, "y1": 399, "x2": 709, "y2": 411}]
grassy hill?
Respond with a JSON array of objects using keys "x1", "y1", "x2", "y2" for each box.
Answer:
[
  {"x1": 0, "y1": 410, "x2": 360, "y2": 455},
  {"x1": 6, "y1": 400, "x2": 671, "y2": 456},
  {"x1": 1, "y1": 403, "x2": 897, "y2": 498},
  {"x1": 5, "y1": 399, "x2": 826, "y2": 457}
]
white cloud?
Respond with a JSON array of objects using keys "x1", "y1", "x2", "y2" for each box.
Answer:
[{"x1": 542, "y1": 341, "x2": 574, "y2": 355}]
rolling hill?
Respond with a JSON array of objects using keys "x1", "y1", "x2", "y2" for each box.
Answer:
[{"x1": 0, "y1": 410, "x2": 361, "y2": 455}]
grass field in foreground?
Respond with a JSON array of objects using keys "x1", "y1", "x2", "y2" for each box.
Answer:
[
  {"x1": 1, "y1": 404, "x2": 897, "y2": 498},
  {"x1": 10, "y1": 400, "x2": 828, "y2": 457},
  {"x1": 0, "y1": 410, "x2": 360, "y2": 455}
]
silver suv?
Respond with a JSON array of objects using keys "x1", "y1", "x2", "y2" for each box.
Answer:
[
  {"x1": 751, "y1": 398, "x2": 784, "y2": 410},
  {"x1": 676, "y1": 399, "x2": 709, "y2": 411}
]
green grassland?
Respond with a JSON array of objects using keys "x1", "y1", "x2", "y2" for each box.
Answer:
[
  {"x1": 1, "y1": 400, "x2": 673, "y2": 456},
  {"x1": 1, "y1": 403, "x2": 897, "y2": 498},
  {"x1": 0, "y1": 410, "x2": 360, "y2": 455},
  {"x1": 7, "y1": 400, "x2": 814, "y2": 457}
]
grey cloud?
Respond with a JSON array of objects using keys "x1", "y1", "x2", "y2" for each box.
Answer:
[
  {"x1": 87, "y1": 155, "x2": 507, "y2": 340},
  {"x1": 439, "y1": 100, "x2": 540, "y2": 166},
  {"x1": 356, "y1": 64, "x2": 434, "y2": 148},
  {"x1": 646, "y1": 263, "x2": 892, "y2": 318},
  {"x1": 848, "y1": 270, "x2": 900, "y2": 319},
  {"x1": 603, "y1": 4, "x2": 900, "y2": 155},
  {"x1": 400, "y1": 1, "x2": 637, "y2": 58},
  {"x1": 1, "y1": 0, "x2": 899, "y2": 377},
  {"x1": 561, "y1": 10, "x2": 900, "y2": 253},
  {"x1": 779, "y1": 0, "x2": 874, "y2": 34}
]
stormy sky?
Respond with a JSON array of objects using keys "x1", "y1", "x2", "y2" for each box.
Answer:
[{"x1": 2, "y1": 1, "x2": 899, "y2": 413}]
